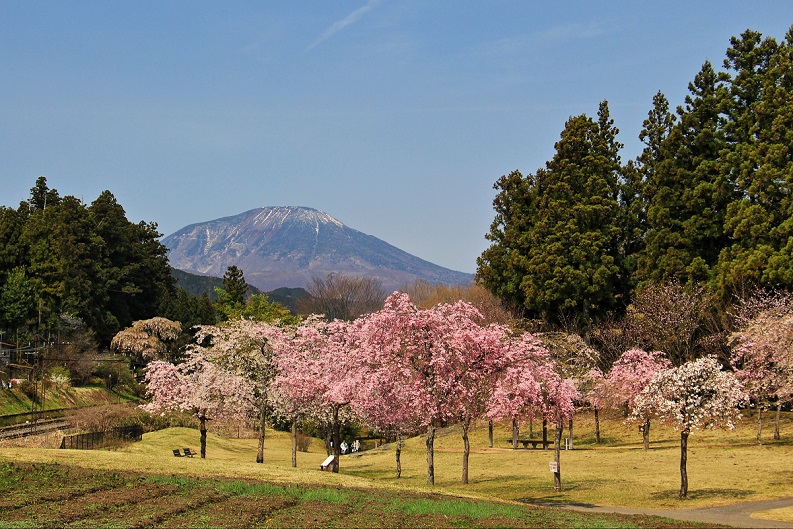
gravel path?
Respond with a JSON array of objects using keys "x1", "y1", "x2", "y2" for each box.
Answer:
[{"x1": 525, "y1": 497, "x2": 793, "y2": 528}]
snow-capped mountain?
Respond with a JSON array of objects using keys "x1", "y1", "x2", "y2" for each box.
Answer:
[{"x1": 162, "y1": 206, "x2": 474, "y2": 292}]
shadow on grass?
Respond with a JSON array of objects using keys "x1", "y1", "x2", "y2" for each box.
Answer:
[
  {"x1": 650, "y1": 488, "x2": 754, "y2": 502},
  {"x1": 517, "y1": 497, "x2": 599, "y2": 509}
]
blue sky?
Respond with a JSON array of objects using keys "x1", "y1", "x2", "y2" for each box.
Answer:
[{"x1": 2, "y1": 2, "x2": 791, "y2": 274}]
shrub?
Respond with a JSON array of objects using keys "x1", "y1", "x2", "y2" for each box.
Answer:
[{"x1": 16, "y1": 380, "x2": 39, "y2": 403}]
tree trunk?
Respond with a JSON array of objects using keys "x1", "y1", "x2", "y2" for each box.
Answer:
[
  {"x1": 488, "y1": 420, "x2": 493, "y2": 448},
  {"x1": 775, "y1": 403, "x2": 781, "y2": 441},
  {"x1": 324, "y1": 423, "x2": 332, "y2": 456},
  {"x1": 395, "y1": 435, "x2": 403, "y2": 479},
  {"x1": 256, "y1": 404, "x2": 266, "y2": 464},
  {"x1": 553, "y1": 422, "x2": 562, "y2": 491},
  {"x1": 757, "y1": 407, "x2": 763, "y2": 445},
  {"x1": 542, "y1": 419, "x2": 548, "y2": 450},
  {"x1": 461, "y1": 420, "x2": 470, "y2": 484},
  {"x1": 679, "y1": 429, "x2": 689, "y2": 499},
  {"x1": 568, "y1": 418, "x2": 573, "y2": 450},
  {"x1": 426, "y1": 424, "x2": 436, "y2": 485},
  {"x1": 529, "y1": 417, "x2": 534, "y2": 438},
  {"x1": 642, "y1": 418, "x2": 650, "y2": 450},
  {"x1": 331, "y1": 406, "x2": 341, "y2": 473},
  {"x1": 199, "y1": 414, "x2": 207, "y2": 459},
  {"x1": 594, "y1": 407, "x2": 601, "y2": 444},
  {"x1": 291, "y1": 421, "x2": 297, "y2": 468},
  {"x1": 512, "y1": 419, "x2": 519, "y2": 450}
]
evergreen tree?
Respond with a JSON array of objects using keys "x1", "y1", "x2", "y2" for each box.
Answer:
[
  {"x1": 222, "y1": 265, "x2": 248, "y2": 306},
  {"x1": 619, "y1": 92, "x2": 677, "y2": 295},
  {"x1": 0, "y1": 207, "x2": 26, "y2": 286},
  {"x1": 0, "y1": 267, "x2": 36, "y2": 339},
  {"x1": 717, "y1": 28, "x2": 793, "y2": 295},
  {"x1": 20, "y1": 195, "x2": 103, "y2": 335},
  {"x1": 88, "y1": 190, "x2": 174, "y2": 339},
  {"x1": 158, "y1": 287, "x2": 218, "y2": 332},
  {"x1": 0, "y1": 179, "x2": 174, "y2": 344},
  {"x1": 635, "y1": 61, "x2": 730, "y2": 286},
  {"x1": 477, "y1": 169, "x2": 538, "y2": 311},
  {"x1": 28, "y1": 176, "x2": 61, "y2": 211},
  {"x1": 478, "y1": 102, "x2": 624, "y2": 327}
]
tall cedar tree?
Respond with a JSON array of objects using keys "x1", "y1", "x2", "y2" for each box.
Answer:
[
  {"x1": 478, "y1": 102, "x2": 624, "y2": 327},
  {"x1": 635, "y1": 61, "x2": 731, "y2": 287},
  {"x1": 717, "y1": 29, "x2": 793, "y2": 295},
  {"x1": 476, "y1": 169, "x2": 537, "y2": 312},
  {"x1": 21, "y1": 194, "x2": 105, "y2": 334},
  {"x1": 89, "y1": 191, "x2": 174, "y2": 340},
  {"x1": 623, "y1": 91, "x2": 676, "y2": 289}
]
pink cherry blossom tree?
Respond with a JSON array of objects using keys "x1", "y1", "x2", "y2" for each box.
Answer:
[
  {"x1": 582, "y1": 367, "x2": 607, "y2": 444},
  {"x1": 541, "y1": 332, "x2": 601, "y2": 448},
  {"x1": 441, "y1": 315, "x2": 534, "y2": 485},
  {"x1": 275, "y1": 316, "x2": 359, "y2": 473},
  {"x1": 632, "y1": 355, "x2": 747, "y2": 498},
  {"x1": 190, "y1": 320, "x2": 285, "y2": 463},
  {"x1": 143, "y1": 352, "x2": 255, "y2": 458},
  {"x1": 349, "y1": 351, "x2": 424, "y2": 478},
  {"x1": 730, "y1": 291, "x2": 793, "y2": 442},
  {"x1": 487, "y1": 333, "x2": 549, "y2": 449},
  {"x1": 533, "y1": 361, "x2": 579, "y2": 492},
  {"x1": 355, "y1": 292, "x2": 533, "y2": 485},
  {"x1": 349, "y1": 295, "x2": 427, "y2": 478},
  {"x1": 604, "y1": 348, "x2": 672, "y2": 449}
]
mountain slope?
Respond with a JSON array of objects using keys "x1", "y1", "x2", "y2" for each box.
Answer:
[{"x1": 162, "y1": 207, "x2": 473, "y2": 292}]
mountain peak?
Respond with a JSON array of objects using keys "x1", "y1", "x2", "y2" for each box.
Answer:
[
  {"x1": 162, "y1": 207, "x2": 473, "y2": 292},
  {"x1": 249, "y1": 206, "x2": 344, "y2": 229}
]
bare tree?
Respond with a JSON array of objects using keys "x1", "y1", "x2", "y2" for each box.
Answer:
[
  {"x1": 403, "y1": 280, "x2": 517, "y2": 325},
  {"x1": 297, "y1": 273, "x2": 387, "y2": 321},
  {"x1": 623, "y1": 281, "x2": 712, "y2": 366}
]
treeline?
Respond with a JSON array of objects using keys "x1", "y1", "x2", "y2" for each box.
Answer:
[
  {"x1": 477, "y1": 28, "x2": 793, "y2": 332},
  {"x1": 0, "y1": 177, "x2": 175, "y2": 345}
]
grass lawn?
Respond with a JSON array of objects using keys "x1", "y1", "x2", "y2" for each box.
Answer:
[
  {"x1": 0, "y1": 410, "x2": 791, "y2": 527},
  {"x1": 339, "y1": 410, "x2": 793, "y2": 509}
]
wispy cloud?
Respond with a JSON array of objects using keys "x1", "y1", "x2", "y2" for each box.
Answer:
[{"x1": 307, "y1": 0, "x2": 382, "y2": 52}]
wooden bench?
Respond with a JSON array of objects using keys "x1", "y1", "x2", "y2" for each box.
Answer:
[
  {"x1": 506, "y1": 439, "x2": 554, "y2": 449},
  {"x1": 183, "y1": 448, "x2": 195, "y2": 457},
  {"x1": 320, "y1": 455, "x2": 334, "y2": 471},
  {"x1": 172, "y1": 449, "x2": 183, "y2": 457}
]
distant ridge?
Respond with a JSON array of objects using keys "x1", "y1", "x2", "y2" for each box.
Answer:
[{"x1": 162, "y1": 207, "x2": 474, "y2": 292}]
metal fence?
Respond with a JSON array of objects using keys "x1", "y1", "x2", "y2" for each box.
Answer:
[{"x1": 59, "y1": 424, "x2": 143, "y2": 450}]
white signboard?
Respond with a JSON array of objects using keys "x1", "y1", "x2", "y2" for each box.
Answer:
[{"x1": 549, "y1": 461, "x2": 558, "y2": 473}]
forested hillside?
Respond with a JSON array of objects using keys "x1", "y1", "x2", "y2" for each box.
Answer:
[{"x1": 0, "y1": 177, "x2": 174, "y2": 345}]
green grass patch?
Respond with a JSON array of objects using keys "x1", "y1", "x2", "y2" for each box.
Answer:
[
  {"x1": 146, "y1": 474, "x2": 197, "y2": 490},
  {"x1": 388, "y1": 497, "x2": 527, "y2": 519},
  {"x1": 298, "y1": 487, "x2": 354, "y2": 504},
  {"x1": 216, "y1": 480, "x2": 296, "y2": 498}
]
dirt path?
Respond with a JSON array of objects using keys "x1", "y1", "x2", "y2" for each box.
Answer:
[{"x1": 525, "y1": 497, "x2": 793, "y2": 528}]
